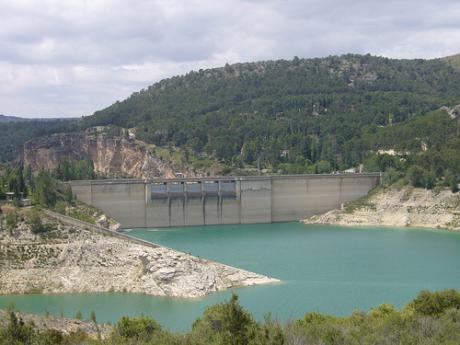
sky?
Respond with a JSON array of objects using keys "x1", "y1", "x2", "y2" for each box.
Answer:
[{"x1": 1, "y1": 0, "x2": 460, "y2": 118}]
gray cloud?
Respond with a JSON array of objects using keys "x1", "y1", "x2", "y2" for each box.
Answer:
[{"x1": 1, "y1": 0, "x2": 460, "y2": 117}]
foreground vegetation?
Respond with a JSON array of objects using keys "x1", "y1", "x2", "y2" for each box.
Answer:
[{"x1": 1, "y1": 290, "x2": 460, "y2": 344}]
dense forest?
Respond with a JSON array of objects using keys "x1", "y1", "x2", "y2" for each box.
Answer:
[
  {"x1": 2, "y1": 54, "x2": 460, "y2": 184},
  {"x1": 1, "y1": 290, "x2": 460, "y2": 345},
  {"x1": 83, "y1": 54, "x2": 460, "y2": 171}
]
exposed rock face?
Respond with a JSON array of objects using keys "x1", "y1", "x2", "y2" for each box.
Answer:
[
  {"x1": 441, "y1": 104, "x2": 460, "y2": 119},
  {"x1": 0, "y1": 213, "x2": 279, "y2": 298},
  {"x1": 302, "y1": 186, "x2": 460, "y2": 230},
  {"x1": 22, "y1": 128, "x2": 195, "y2": 179}
]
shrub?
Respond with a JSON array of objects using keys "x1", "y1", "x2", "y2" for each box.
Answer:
[
  {"x1": 5, "y1": 209, "x2": 19, "y2": 235},
  {"x1": 26, "y1": 209, "x2": 48, "y2": 234},
  {"x1": 408, "y1": 289, "x2": 460, "y2": 316},
  {"x1": 114, "y1": 316, "x2": 162, "y2": 341},
  {"x1": 407, "y1": 165, "x2": 424, "y2": 187}
]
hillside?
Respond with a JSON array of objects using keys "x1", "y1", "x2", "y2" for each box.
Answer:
[
  {"x1": 2, "y1": 54, "x2": 460, "y2": 180},
  {"x1": 82, "y1": 54, "x2": 460, "y2": 172},
  {"x1": 0, "y1": 115, "x2": 28, "y2": 123}
]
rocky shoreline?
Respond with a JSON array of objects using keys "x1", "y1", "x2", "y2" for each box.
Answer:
[
  {"x1": 302, "y1": 186, "x2": 460, "y2": 230},
  {"x1": 0, "y1": 211, "x2": 279, "y2": 298}
]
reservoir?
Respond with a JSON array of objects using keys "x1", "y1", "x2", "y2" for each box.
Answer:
[{"x1": 1, "y1": 223, "x2": 460, "y2": 331}]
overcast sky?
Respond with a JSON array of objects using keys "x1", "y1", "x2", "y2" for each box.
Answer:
[{"x1": 1, "y1": 0, "x2": 460, "y2": 118}]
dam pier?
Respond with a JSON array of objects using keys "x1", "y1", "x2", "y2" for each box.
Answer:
[{"x1": 68, "y1": 173, "x2": 381, "y2": 228}]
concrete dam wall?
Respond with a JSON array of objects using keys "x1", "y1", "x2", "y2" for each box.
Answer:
[{"x1": 69, "y1": 173, "x2": 381, "y2": 228}]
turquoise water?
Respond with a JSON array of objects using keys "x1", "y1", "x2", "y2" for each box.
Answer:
[{"x1": 1, "y1": 223, "x2": 460, "y2": 331}]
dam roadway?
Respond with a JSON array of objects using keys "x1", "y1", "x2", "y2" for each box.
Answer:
[{"x1": 68, "y1": 173, "x2": 381, "y2": 228}]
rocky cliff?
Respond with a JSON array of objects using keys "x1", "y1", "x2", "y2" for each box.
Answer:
[
  {"x1": 22, "y1": 128, "x2": 196, "y2": 179},
  {"x1": 303, "y1": 186, "x2": 460, "y2": 230}
]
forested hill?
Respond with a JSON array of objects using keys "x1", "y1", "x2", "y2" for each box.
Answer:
[
  {"x1": 83, "y1": 54, "x2": 460, "y2": 172},
  {"x1": 2, "y1": 54, "x2": 460, "y2": 180}
]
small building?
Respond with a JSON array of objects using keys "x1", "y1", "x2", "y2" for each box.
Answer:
[{"x1": 5, "y1": 192, "x2": 14, "y2": 201}]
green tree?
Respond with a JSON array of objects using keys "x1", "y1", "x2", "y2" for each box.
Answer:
[
  {"x1": 191, "y1": 294, "x2": 256, "y2": 345},
  {"x1": 315, "y1": 160, "x2": 332, "y2": 174},
  {"x1": 33, "y1": 171, "x2": 58, "y2": 207},
  {"x1": 407, "y1": 165, "x2": 424, "y2": 187}
]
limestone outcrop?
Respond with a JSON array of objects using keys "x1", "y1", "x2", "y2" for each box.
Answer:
[
  {"x1": 22, "y1": 128, "x2": 196, "y2": 179},
  {"x1": 0, "y1": 213, "x2": 278, "y2": 298},
  {"x1": 302, "y1": 186, "x2": 460, "y2": 230}
]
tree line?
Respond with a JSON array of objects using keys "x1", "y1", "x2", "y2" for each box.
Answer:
[{"x1": 1, "y1": 289, "x2": 460, "y2": 345}]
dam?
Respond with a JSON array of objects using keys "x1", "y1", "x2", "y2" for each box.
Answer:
[{"x1": 68, "y1": 173, "x2": 381, "y2": 228}]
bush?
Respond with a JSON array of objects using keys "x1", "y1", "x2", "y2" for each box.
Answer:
[
  {"x1": 5, "y1": 209, "x2": 19, "y2": 235},
  {"x1": 407, "y1": 165, "x2": 425, "y2": 187},
  {"x1": 422, "y1": 170, "x2": 436, "y2": 189},
  {"x1": 26, "y1": 209, "x2": 48, "y2": 234},
  {"x1": 383, "y1": 167, "x2": 403, "y2": 185},
  {"x1": 445, "y1": 173, "x2": 459, "y2": 193},
  {"x1": 114, "y1": 316, "x2": 162, "y2": 341},
  {"x1": 408, "y1": 289, "x2": 460, "y2": 316}
]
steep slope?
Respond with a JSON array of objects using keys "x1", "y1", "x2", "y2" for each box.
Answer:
[{"x1": 22, "y1": 128, "x2": 200, "y2": 179}]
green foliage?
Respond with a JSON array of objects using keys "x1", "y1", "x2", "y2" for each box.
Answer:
[
  {"x1": 191, "y1": 293, "x2": 257, "y2": 345},
  {"x1": 55, "y1": 159, "x2": 95, "y2": 181},
  {"x1": 32, "y1": 171, "x2": 58, "y2": 207},
  {"x1": 0, "y1": 119, "x2": 78, "y2": 163},
  {"x1": 75, "y1": 310, "x2": 82, "y2": 320},
  {"x1": 315, "y1": 160, "x2": 332, "y2": 174},
  {"x1": 113, "y1": 316, "x2": 162, "y2": 342},
  {"x1": 407, "y1": 165, "x2": 425, "y2": 187},
  {"x1": 445, "y1": 173, "x2": 459, "y2": 193},
  {"x1": 2, "y1": 55, "x2": 460, "y2": 180},
  {"x1": 1, "y1": 290, "x2": 460, "y2": 345},
  {"x1": 26, "y1": 208, "x2": 48, "y2": 234},
  {"x1": 408, "y1": 289, "x2": 460, "y2": 316},
  {"x1": 79, "y1": 54, "x2": 460, "y2": 173},
  {"x1": 0, "y1": 165, "x2": 28, "y2": 200},
  {"x1": 0, "y1": 312, "x2": 34, "y2": 345},
  {"x1": 5, "y1": 209, "x2": 19, "y2": 235}
]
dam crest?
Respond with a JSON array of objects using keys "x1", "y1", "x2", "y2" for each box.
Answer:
[{"x1": 68, "y1": 173, "x2": 381, "y2": 228}]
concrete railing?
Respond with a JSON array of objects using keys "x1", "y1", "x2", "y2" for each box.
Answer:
[{"x1": 42, "y1": 209, "x2": 161, "y2": 249}]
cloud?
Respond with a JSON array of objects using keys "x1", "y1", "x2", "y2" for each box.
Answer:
[{"x1": 1, "y1": 0, "x2": 460, "y2": 117}]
